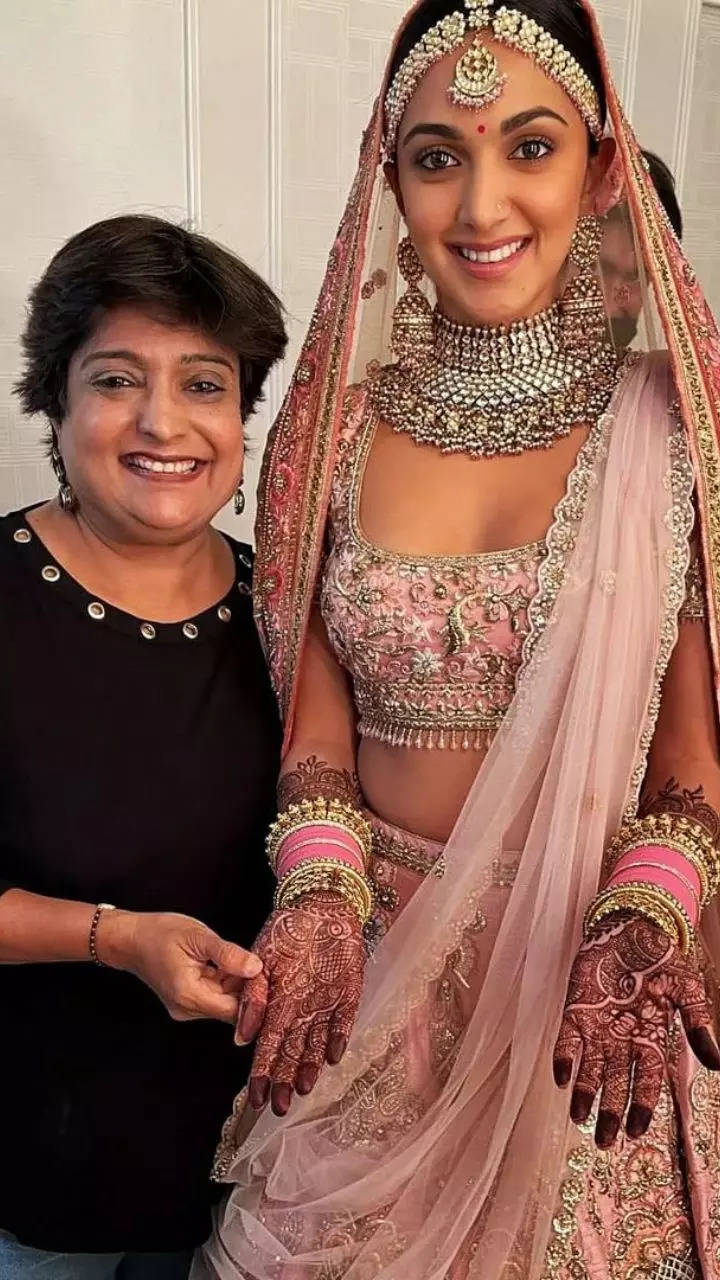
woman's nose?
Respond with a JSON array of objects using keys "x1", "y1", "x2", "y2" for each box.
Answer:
[
  {"x1": 136, "y1": 385, "x2": 186, "y2": 440},
  {"x1": 457, "y1": 161, "x2": 511, "y2": 233}
]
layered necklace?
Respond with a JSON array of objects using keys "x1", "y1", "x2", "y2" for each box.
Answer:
[{"x1": 367, "y1": 303, "x2": 621, "y2": 458}]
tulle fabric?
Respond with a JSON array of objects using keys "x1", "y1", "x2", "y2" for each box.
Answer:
[
  {"x1": 195, "y1": 3, "x2": 720, "y2": 1275},
  {"x1": 196, "y1": 356, "x2": 696, "y2": 1279}
]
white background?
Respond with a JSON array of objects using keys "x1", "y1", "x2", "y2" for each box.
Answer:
[{"x1": 1, "y1": 0, "x2": 718, "y2": 539}]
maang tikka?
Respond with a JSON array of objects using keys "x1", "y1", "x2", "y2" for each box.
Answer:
[{"x1": 450, "y1": 0, "x2": 507, "y2": 112}]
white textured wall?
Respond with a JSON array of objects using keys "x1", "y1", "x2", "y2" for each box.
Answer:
[{"x1": 1, "y1": 0, "x2": 718, "y2": 540}]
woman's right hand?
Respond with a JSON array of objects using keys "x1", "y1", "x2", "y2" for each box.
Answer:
[
  {"x1": 234, "y1": 891, "x2": 366, "y2": 1117},
  {"x1": 99, "y1": 909, "x2": 263, "y2": 1024}
]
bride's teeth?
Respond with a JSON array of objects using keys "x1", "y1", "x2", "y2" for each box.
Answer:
[{"x1": 459, "y1": 240, "x2": 524, "y2": 264}]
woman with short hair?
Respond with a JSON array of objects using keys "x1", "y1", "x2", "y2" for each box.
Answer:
[{"x1": 0, "y1": 214, "x2": 286, "y2": 1279}]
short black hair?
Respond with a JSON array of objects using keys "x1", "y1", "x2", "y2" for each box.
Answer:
[
  {"x1": 642, "y1": 151, "x2": 683, "y2": 240},
  {"x1": 387, "y1": 0, "x2": 607, "y2": 149},
  {"x1": 15, "y1": 214, "x2": 287, "y2": 425}
]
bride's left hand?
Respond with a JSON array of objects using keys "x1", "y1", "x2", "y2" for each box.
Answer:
[{"x1": 553, "y1": 911, "x2": 720, "y2": 1148}]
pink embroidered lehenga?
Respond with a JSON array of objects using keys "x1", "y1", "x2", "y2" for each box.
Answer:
[{"x1": 194, "y1": 3, "x2": 720, "y2": 1277}]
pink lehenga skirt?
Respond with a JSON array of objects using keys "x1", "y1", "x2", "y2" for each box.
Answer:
[{"x1": 361, "y1": 814, "x2": 720, "y2": 1280}]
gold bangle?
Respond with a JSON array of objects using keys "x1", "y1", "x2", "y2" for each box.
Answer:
[
  {"x1": 276, "y1": 860, "x2": 373, "y2": 915},
  {"x1": 584, "y1": 882, "x2": 692, "y2": 952},
  {"x1": 584, "y1": 893, "x2": 681, "y2": 950},
  {"x1": 593, "y1": 879, "x2": 694, "y2": 949},
  {"x1": 274, "y1": 858, "x2": 374, "y2": 925}
]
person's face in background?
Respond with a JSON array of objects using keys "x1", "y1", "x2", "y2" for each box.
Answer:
[{"x1": 599, "y1": 208, "x2": 642, "y2": 350}]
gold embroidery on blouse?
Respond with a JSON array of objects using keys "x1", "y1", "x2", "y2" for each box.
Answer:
[{"x1": 321, "y1": 385, "x2": 616, "y2": 752}]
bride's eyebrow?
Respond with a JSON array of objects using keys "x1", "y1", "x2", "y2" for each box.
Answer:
[
  {"x1": 402, "y1": 122, "x2": 464, "y2": 147},
  {"x1": 501, "y1": 107, "x2": 569, "y2": 134}
]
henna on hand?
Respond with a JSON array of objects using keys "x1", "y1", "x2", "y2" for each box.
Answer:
[
  {"x1": 639, "y1": 776, "x2": 720, "y2": 845},
  {"x1": 277, "y1": 755, "x2": 363, "y2": 812},
  {"x1": 235, "y1": 891, "x2": 365, "y2": 1117},
  {"x1": 553, "y1": 912, "x2": 720, "y2": 1149}
]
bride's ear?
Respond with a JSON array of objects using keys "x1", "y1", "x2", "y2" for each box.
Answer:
[
  {"x1": 584, "y1": 136, "x2": 625, "y2": 217},
  {"x1": 384, "y1": 161, "x2": 406, "y2": 218}
]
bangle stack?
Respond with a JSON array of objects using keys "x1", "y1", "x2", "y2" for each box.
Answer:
[
  {"x1": 583, "y1": 813, "x2": 720, "y2": 954},
  {"x1": 267, "y1": 797, "x2": 374, "y2": 927}
]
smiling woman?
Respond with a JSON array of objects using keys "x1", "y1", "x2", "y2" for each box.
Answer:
[
  {"x1": 197, "y1": 2, "x2": 720, "y2": 1279},
  {"x1": 0, "y1": 215, "x2": 287, "y2": 1279}
]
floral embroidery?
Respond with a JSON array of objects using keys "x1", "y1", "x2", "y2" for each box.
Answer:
[{"x1": 320, "y1": 387, "x2": 545, "y2": 751}]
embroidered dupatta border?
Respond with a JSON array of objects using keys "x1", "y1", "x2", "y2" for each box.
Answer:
[{"x1": 581, "y1": 0, "x2": 720, "y2": 713}]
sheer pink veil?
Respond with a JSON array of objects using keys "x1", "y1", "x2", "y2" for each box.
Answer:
[{"x1": 195, "y1": 3, "x2": 720, "y2": 1276}]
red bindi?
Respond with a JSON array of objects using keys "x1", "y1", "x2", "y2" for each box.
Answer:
[{"x1": 477, "y1": 124, "x2": 487, "y2": 134}]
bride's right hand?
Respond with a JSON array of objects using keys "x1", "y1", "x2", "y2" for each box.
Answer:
[{"x1": 234, "y1": 891, "x2": 366, "y2": 1117}]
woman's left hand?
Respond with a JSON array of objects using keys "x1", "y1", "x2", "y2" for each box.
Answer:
[
  {"x1": 553, "y1": 911, "x2": 720, "y2": 1148},
  {"x1": 233, "y1": 891, "x2": 366, "y2": 1117}
]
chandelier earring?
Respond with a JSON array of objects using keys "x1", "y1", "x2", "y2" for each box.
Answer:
[
  {"x1": 390, "y1": 236, "x2": 434, "y2": 372},
  {"x1": 560, "y1": 214, "x2": 607, "y2": 355},
  {"x1": 50, "y1": 433, "x2": 77, "y2": 512}
]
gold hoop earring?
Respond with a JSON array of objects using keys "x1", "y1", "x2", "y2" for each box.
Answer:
[
  {"x1": 560, "y1": 214, "x2": 606, "y2": 354},
  {"x1": 390, "y1": 236, "x2": 434, "y2": 371}
]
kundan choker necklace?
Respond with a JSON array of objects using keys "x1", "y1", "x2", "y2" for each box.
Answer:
[{"x1": 368, "y1": 303, "x2": 620, "y2": 458}]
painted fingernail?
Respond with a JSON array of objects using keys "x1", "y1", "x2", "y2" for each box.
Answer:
[
  {"x1": 595, "y1": 1110, "x2": 620, "y2": 1148},
  {"x1": 296, "y1": 1064, "x2": 319, "y2": 1095},
  {"x1": 249, "y1": 1076, "x2": 270, "y2": 1111},
  {"x1": 689, "y1": 1026, "x2": 720, "y2": 1071},
  {"x1": 327, "y1": 1034, "x2": 347, "y2": 1065},
  {"x1": 570, "y1": 1089, "x2": 594, "y2": 1124},
  {"x1": 553, "y1": 1058, "x2": 573, "y2": 1088},
  {"x1": 626, "y1": 1104, "x2": 652, "y2": 1139},
  {"x1": 271, "y1": 1084, "x2": 292, "y2": 1116}
]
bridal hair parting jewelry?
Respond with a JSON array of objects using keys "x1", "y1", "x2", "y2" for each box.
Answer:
[{"x1": 383, "y1": 0, "x2": 604, "y2": 160}]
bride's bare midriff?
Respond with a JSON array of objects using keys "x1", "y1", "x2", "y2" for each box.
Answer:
[
  {"x1": 350, "y1": 419, "x2": 594, "y2": 842},
  {"x1": 358, "y1": 738, "x2": 489, "y2": 841}
]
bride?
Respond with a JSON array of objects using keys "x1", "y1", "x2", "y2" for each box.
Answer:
[{"x1": 197, "y1": 1, "x2": 720, "y2": 1275}]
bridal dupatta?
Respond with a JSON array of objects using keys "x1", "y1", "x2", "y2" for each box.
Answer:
[{"x1": 199, "y1": 4, "x2": 720, "y2": 1277}]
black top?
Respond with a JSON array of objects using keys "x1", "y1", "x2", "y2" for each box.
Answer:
[{"x1": 0, "y1": 508, "x2": 280, "y2": 1253}]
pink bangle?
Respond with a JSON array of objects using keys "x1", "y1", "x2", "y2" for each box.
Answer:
[
  {"x1": 275, "y1": 824, "x2": 366, "y2": 880},
  {"x1": 609, "y1": 844, "x2": 702, "y2": 926}
]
